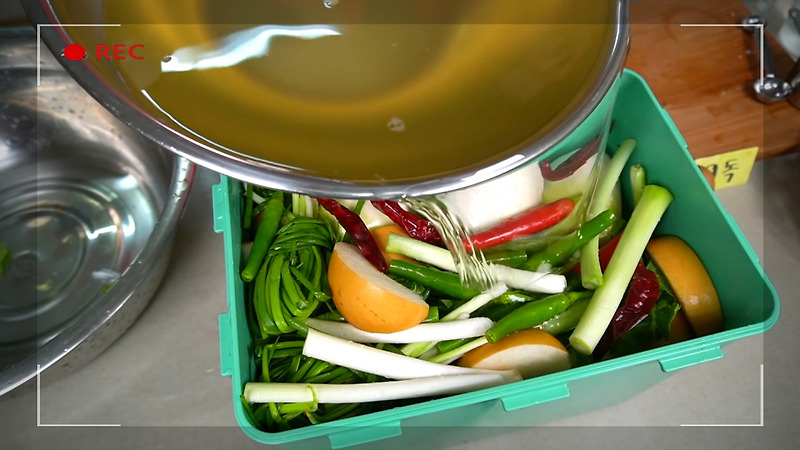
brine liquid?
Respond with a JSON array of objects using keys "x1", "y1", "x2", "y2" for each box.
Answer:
[
  {"x1": 52, "y1": 0, "x2": 616, "y2": 183},
  {"x1": 402, "y1": 196, "x2": 494, "y2": 291}
]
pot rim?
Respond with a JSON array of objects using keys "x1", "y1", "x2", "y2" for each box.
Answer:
[{"x1": 22, "y1": 1, "x2": 630, "y2": 199}]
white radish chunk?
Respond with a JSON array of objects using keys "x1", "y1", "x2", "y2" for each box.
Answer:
[{"x1": 437, "y1": 163, "x2": 544, "y2": 233}]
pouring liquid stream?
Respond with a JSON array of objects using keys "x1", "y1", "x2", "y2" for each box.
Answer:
[{"x1": 401, "y1": 197, "x2": 495, "y2": 292}]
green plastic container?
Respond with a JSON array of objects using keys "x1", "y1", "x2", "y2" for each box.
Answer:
[{"x1": 213, "y1": 70, "x2": 779, "y2": 449}]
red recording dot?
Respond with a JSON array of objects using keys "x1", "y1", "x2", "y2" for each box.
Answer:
[{"x1": 63, "y1": 44, "x2": 86, "y2": 61}]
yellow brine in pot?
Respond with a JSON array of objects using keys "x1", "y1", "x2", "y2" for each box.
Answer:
[{"x1": 51, "y1": 0, "x2": 616, "y2": 183}]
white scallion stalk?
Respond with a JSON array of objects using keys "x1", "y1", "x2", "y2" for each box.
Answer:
[
  {"x1": 243, "y1": 373, "x2": 517, "y2": 405},
  {"x1": 442, "y1": 284, "x2": 508, "y2": 320},
  {"x1": 252, "y1": 192, "x2": 266, "y2": 204},
  {"x1": 305, "y1": 317, "x2": 494, "y2": 343},
  {"x1": 385, "y1": 233, "x2": 457, "y2": 270},
  {"x1": 400, "y1": 284, "x2": 506, "y2": 357},
  {"x1": 486, "y1": 266, "x2": 566, "y2": 294},
  {"x1": 570, "y1": 184, "x2": 673, "y2": 355},
  {"x1": 580, "y1": 139, "x2": 637, "y2": 289},
  {"x1": 385, "y1": 233, "x2": 567, "y2": 294},
  {"x1": 303, "y1": 329, "x2": 521, "y2": 382}
]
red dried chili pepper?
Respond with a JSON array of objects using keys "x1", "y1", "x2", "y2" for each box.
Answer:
[
  {"x1": 540, "y1": 135, "x2": 602, "y2": 181},
  {"x1": 318, "y1": 198, "x2": 388, "y2": 272},
  {"x1": 611, "y1": 262, "x2": 661, "y2": 340},
  {"x1": 469, "y1": 198, "x2": 575, "y2": 250},
  {"x1": 371, "y1": 200, "x2": 442, "y2": 245}
]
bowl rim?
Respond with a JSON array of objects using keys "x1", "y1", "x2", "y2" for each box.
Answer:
[{"x1": 0, "y1": 26, "x2": 197, "y2": 396}]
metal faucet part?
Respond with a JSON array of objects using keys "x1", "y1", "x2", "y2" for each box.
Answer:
[{"x1": 742, "y1": 15, "x2": 794, "y2": 104}]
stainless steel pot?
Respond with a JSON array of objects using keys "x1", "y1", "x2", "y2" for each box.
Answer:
[
  {"x1": 0, "y1": 26, "x2": 195, "y2": 396},
  {"x1": 21, "y1": 1, "x2": 629, "y2": 199}
]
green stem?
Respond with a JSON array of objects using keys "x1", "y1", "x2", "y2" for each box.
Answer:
[
  {"x1": 243, "y1": 183, "x2": 254, "y2": 231},
  {"x1": 570, "y1": 184, "x2": 673, "y2": 355},
  {"x1": 426, "y1": 337, "x2": 488, "y2": 364},
  {"x1": 630, "y1": 164, "x2": 647, "y2": 207},
  {"x1": 580, "y1": 139, "x2": 637, "y2": 289}
]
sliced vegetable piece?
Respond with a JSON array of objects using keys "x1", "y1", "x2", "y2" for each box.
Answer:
[
  {"x1": 459, "y1": 329, "x2": 571, "y2": 379},
  {"x1": 328, "y1": 243, "x2": 428, "y2": 333},
  {"x1": 487, "y1": 266, "x2": 566, "y2": 294},
  {"x1": 437, "y1": 163, "x2": 545, "y2": 232},
  {"x1": 243, "y1": 372, "x2": 515, "y2": 405},
  {"x1": 400, "y1": 284, "x2": 508, "y2": 357},
  {"x1": 645, "y1": 236, "x2": 724, "y2": 336},
  {"x1": 302, "y1": 329, "x2": 521, "y2": 382},
  {"x1": 304, "y1": 317, "x2": 493, "y2": 344},
  {"x1": 570, "y1": 184, "x2": 673, "y2": 355}
]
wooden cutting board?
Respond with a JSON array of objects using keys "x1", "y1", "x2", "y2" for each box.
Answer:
[{"x1": 626, "y1": 0, "x2": 800, "y2": 160}]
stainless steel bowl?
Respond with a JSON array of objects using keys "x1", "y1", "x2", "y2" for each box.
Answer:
[
  {"x1": 0, "y1": 26, "x2": 195, "y2": 396},
  {"x1": 21, "y1": 0, "x2": 629, "y2": 199}
]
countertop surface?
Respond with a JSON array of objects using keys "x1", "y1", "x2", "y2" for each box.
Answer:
[{"x1": 2, "y1": 151, "x2": 799, "y2": 448}]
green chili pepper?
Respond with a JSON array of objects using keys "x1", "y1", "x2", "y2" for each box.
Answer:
[
  {"x1": 472, "y1": 301, "x2": 525, "y2": 323},
  {"x1": 521, "y1": 210, "x2": 616, "y2": 272},
  {"x1": 243, "y1": 183, "x2": 254, "y2": 231},
  {"x1": 242, "y1": 192, "x2": 284, "y2": 282},
  {"x1": 485, "y1": 291, "x2": 593, "y2": 343},
  {"x1": 436, "y1": 337, "x2": 472, "y2": 354},
  {"x1": 423, "y1": 306, "x2": 439, "y2": 323},
  {"x1": 484, "y1": 249, "x2": 528, "y2": 268},
  {"x1": 387, "y1": 260, "x2": 480, "y2": 299},
  {"x1": 493, "y1": 290, "x2": 544, "y2": 304},
  {"x1": 536, "y1": 296, "x2": 592, "y2": 336}
]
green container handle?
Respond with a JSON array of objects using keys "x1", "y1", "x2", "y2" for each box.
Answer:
[
  {"x1": 328, "y1": 421, "x2": 403, "y2": 449},
  {"x1": 501, "y1": 383, "x2": 571, "y2": 412},
  {"x1": 657, "y1": 345, "x2": 724, "y2": 373},
  {"x1": 218, "y1": 313, "x2": 234, "y2": 378}
]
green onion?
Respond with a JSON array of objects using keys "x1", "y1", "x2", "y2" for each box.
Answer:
[
  {"x1": 630, "y1": 164, "x2": 647, "y2": 207},
  {"x1": 580, "y1": 139, "x2": 638, "y2": 289},
  {"x1": 570, "y1": 184, "x2": 673, "y2": 355}
]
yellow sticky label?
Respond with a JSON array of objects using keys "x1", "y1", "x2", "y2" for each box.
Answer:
[{"x1": 694, "y1": 147, "x2": 759, "y2": 189}]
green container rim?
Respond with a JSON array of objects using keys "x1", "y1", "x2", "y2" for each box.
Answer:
[{"x1": 213, "y1": 69, "x2": 780, "y2": 448}]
